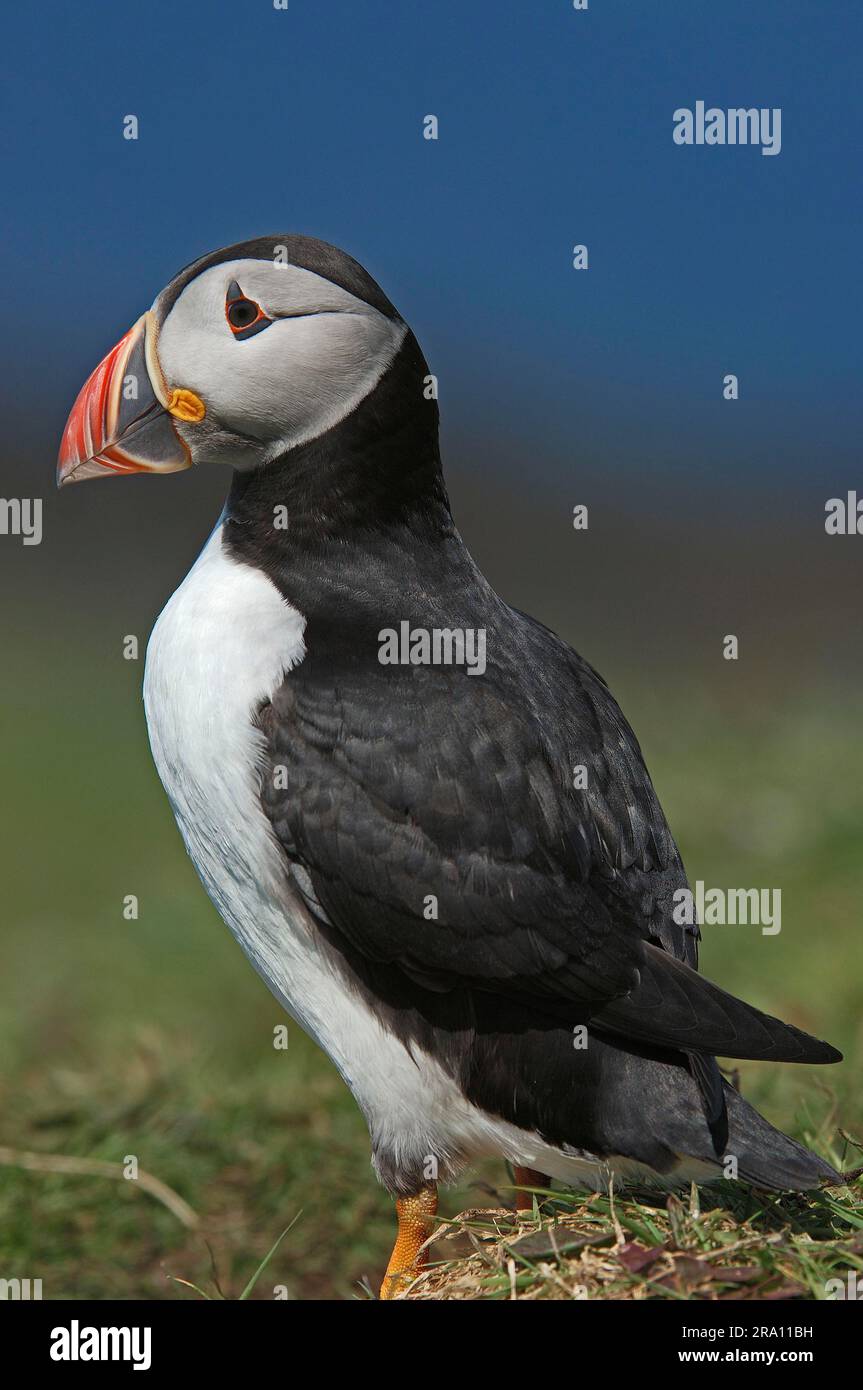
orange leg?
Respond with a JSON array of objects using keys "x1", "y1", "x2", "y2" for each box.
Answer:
[
  {"x1": 513, "y1": 1165, "x2": 549, "y2": 1211},
  {"x1": 379, "y1": 1184, "x2": 438, "y2": 1300}
]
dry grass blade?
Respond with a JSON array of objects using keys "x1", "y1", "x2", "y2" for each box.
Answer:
[{"x1": 0, "y1": 1144, "x2": 198, "y2": 1228}]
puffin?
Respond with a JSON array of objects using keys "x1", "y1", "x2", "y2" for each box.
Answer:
[{"x1": 58, "y1": 236, "x2": 842, "y2": 1298}]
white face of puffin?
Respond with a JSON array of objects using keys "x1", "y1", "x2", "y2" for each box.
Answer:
[
  {"x1": 156, "y1": 259, "x2": 407, "y2": 468},
  {"x1": 57, "y1": 254, "x2": 406, "y2": 483}
]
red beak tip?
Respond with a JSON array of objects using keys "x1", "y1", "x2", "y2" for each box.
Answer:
[{"x1": 57, "y1": 313, "x2": 192, "y2": 484}]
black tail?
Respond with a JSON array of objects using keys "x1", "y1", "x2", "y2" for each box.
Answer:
[
  {"x1": 596, "y1": 944, "x2": 842, "y2": 1064},
  {"x1": 604, "y1": 1045, "x2": 842, "y2": 1192},
  {"x1": 722, "y1": 1082, "x2": 840, "y2": 1190}
]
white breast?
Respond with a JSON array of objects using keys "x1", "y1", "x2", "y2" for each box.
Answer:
[
  {"x1": 143, "y1": 521, "x2": 306, "y2": 933},
  {"x1": 142, "y1": 525, "x2": 505, "y2": 1172},
  {"x1": 142, "y1": 526, "x2": 690, "y2": 1192}
]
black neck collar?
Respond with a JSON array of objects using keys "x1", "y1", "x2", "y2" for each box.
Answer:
[{"x1": 222, "y1": 332, "x2": 459, "y2": 625}]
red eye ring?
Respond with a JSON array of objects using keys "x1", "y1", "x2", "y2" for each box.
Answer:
[
  {"x1": 225, "y1": 281, "x2": 271, "y2": 339},
  {"x1": 226, "y1": 297, "x2": 265, "y2": 331}
]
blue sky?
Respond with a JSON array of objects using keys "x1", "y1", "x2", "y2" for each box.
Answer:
[{"x1": 3, "y1": 0, "x2": 861, "y2": 493}]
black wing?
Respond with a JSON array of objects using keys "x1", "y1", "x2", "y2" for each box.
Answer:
[{"x1": 258, "y1": 606, "x2": 838, "y2": 1065}]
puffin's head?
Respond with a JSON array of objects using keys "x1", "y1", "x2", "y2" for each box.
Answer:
[{"x1": 57, "y1": 236, "x2": 408, "y2": 485}]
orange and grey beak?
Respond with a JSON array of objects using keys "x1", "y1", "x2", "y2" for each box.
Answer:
[{"x1": 57, "y1": 311, "x2": 205, "y2": 486}]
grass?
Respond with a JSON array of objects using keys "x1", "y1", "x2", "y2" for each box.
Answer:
[
  {"x1": 405, "y1": 1170, "x2": 863, "y2": 1300},
  {"x1": 1, "y1": 629, "x2": 861, "y2": 1299}
]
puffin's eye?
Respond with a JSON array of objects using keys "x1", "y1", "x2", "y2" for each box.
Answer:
[
  {"x1": 225, "y1": 281, "x2": 271, "y2": 340},
  {"x1": 228, "y1": 298, "x2": 259, "y2": 329}
]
